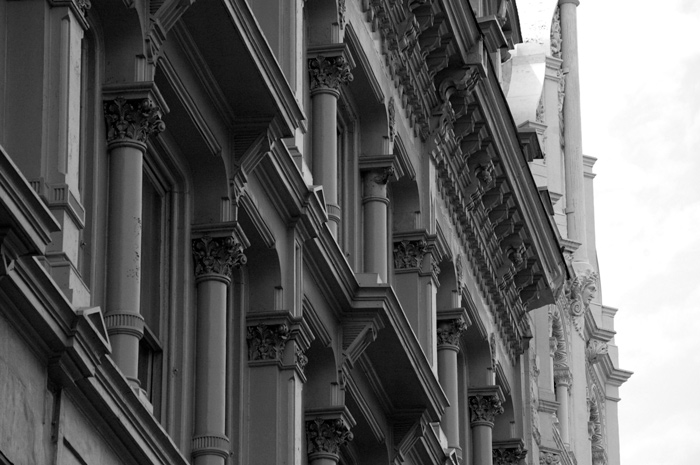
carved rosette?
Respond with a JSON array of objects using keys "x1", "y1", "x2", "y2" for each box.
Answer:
[
  {"x1": 436, "y1": 318, "x2": 467, "y2": 349},
  {"x1": 103, "y1": 97, "x2": 165, "y2": 145},
  {"x1": 468, "y1": 395, "x2": 504, "y2": 425},
  {"x1": 539, "y1": 452, "x2": 561, "y2": 465},
  {"x1": 393, "y1": 240, "x2": 428, "y2": 270},
  {"x1": 306, "y1": 418, "x2": 353, "y2": 458},
  {"x1": 192, "y1": 236, "x2": 246, "y2": 281},
  {"x1": 247, "y1": 324, "x2": 290, "y2": 361},
  {"x1": 308, "y1": 55, "x2": 353, "y2": 93},
  {"x1": 493, "y1": 445, "x2": 527, "y2": 465},
  {"x1": 586, "y1": 340, "x2": 608, "y2": 364}
]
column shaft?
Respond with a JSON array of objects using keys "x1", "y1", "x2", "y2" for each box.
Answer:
[
  {"x1": 437, "y1": 345, "x2": 460, "y2": 452},
  {"x1": 362, "y1": 169, "x2": 390, "y2": 282},
  {"x1": 105, "y1": 142, "x2": 145, "y2": 385},
  {"x1": 559, "y1": 0, "x2": 587, "y2": 261},
  {"x1": 556, "y1": 382, "x2": 570, "y2": 444},
  {"x1": 472, "y1": 424, "x2": 493, "y2": 465}
]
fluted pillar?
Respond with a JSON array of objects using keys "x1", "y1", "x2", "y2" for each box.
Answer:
[
  {"x1": 554, "y1": 367, "x2": 572, "y2": 445},
  {"x1": 469, "y1": 387, "x2": 505, "y2": 465},
  {"x1": 305, "y1": 412, "x2": 354, "y2": 465},
  {"x1": 103, "y1": 89, "x2": 165, "y2": 388},
  {"x1": 361, "y1": 165, "x2": 393, "y2": 282},
  {"x1": 191, "y1": 233, "x2": 246, "y2": 465},
  {"x1": 436, "y1": 310, "x2": 469, "y2": 457},
  {"x1": 308, "y1": 48, "x2": 353, "y2": 238},
  {"x1": 558, "y1": 0, "x2": 587, "y2": 262}
]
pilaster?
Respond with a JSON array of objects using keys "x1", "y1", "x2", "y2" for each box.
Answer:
[{"x1": 360, "y1": 155, "x2": 395, "y2": 283}]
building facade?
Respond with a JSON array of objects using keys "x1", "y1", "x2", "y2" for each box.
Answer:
[{"x1": 0, "y1": 1, "x2": 631, "y2": 465}]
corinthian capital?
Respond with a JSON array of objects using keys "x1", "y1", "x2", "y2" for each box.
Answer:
[
  {"x1": 586, "y1": 339, "x2": 609, "y2": 364},
  {"x1": 192, "y1": 235, "x2": 246, "y2": 280},
  {"x1": 306, "y1": 417, "x2": 353, "y2": 458},
  {"x1": 308, "y1": 55, "x2": 353, "y2": 92},
  {"x1": 493, "y1": 442, "x2": 527, "y2": 465},
  {"x1": 393, "y1": 240, "x2": 428, "y2": 270},
  {"x1": 246, "y1": 323, "x2": 290, "y2": 361},
  {"x1": 469, "y1": 394, "x2": 504, "y2": 425},
  {"x1": 103, "y1": 97, "x2": 165, "y2": 144},
  {"x1": 436, "y1": 317, "x2": 467, "y2": 348}
]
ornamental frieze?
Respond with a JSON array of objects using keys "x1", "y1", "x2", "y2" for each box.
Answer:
[
  {"x1": 393, "y1": 240, "x2": 428, "y2": 270},
  {"x1": 308, "y1": 55, "x2": 353, "y2": 92},
  {"x1": 192, "y1": 236, "x2": 246, "y2": 279},
  {"x1": 306, "y1": 418, "x2": 353, "y2": 457},
  {"x1": 436, "y1": 318, "x2": 467, "y2": 348},
  {"x1": 103, "y1": 97, "x2": 165, "y2": 144},
  {"x1": 246, "y1": 323, "x2": 290, "y2": 361},
  {"x1": 468, "y1": 394, "x2": 504, "y2": 424}
]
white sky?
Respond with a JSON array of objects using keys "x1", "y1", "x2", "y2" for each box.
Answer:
[{"x1": 577, "y1": 0, "x2": 700, "y2": 463}]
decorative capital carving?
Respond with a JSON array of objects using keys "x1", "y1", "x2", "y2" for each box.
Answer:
[
  {"x1": 493, "y1": 444, "x2": 527, "y2": 465},
  {"x1": 369, "y1": 166, "x2": 395, "y2": 185},
  {"x1": 308, "y1": 55, "x2": 353, "y2": 92},
  {"x1": 393, "y1": 240, "x2": 428, "y2": 270},
  {"x1": 539, "y1": 452, "x2": 561, "y2": 465},
  {"x1": 592, "y1": 449, "x2": 607, "y2": 465},
  {"x1": 103, "y1": 97, "x2": 165, "y2": 145},
  {"x1": 192, "y1": 236, "x2": 246, "y2": 280},
  {"x1": 553, "y1": 366, "x2": 572, "y2": 388},
  {"x1": 388, "y1": 97, "x2": 396, "y2": 140},
  {"x1": 246, "y1": 323, "x2": 290, "y2": 361},
  {"x1": 305, "y1": 417, "x2": 353, "y2": 458},
  {"x1": 586, "y1": 339, "x2": 608, "y2": 364},
  {"x1": 468, "y1": 394, "x2": 504, "y2": 424},
  {"x1": 436, "y1": 317, "x2": 467, "y2": 348}
]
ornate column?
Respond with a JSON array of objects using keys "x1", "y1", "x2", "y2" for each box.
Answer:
[
  {"x1": 436, "y1": 309, "x2": 470, "y2": 458},
  {"x1": 102, "y1": 85, "x2": 165, "y2": 390},
  {"x1": 360, "y1": 156, "x2": 394, "y2": 282},
  {"x1": 308, "y1": 45, "x2": 353, "y2": 238},
  {"x1": 553, "y1": 367, "x2": 572, "y2": 445},
  {"x1": 191, "y1": 231, "x2": 246, "y2": 465},
  {"x1": 469, "y1": 387, "x2": 505, "y2": 465},
  {"x1": 558, "y1": 0, "x2": 587, "y2": 263},
  {"x1": 305, "y1": 409, "x2": 354, "y2": 465}
]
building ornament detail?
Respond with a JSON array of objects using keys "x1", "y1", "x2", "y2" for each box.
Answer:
[
  {"x1": 468, "y1": 394, "x2": 504, "y2": 424},
  {"x1": 586, "y1": 339, "x2": 608, "y2": 364},
  {"x1": 388, "y1": 97, "x2": 396, "y2": 140},
  {"x1": 553, "y1": 366, "x2": 572, "y2": 388},
  {"x1": 305, "y1": 417, "x2": 353, "y2": 457},
  {"x1": 192, "y1": 236, "x2": 246, "y2": 279},
  {"x1": 246, "y1": 323, "x2": 290, "y2": 361},
  {"x1": 565, "y1": 270, "x2": 599, "y2": 337},
  {"x1": 539, "y1": 452, "x2": 561, "y2": 465},
  {"x1": 295, "y1": 346, "x2": 309, "y2": 373},
  {"x1": 493, "y1": 444, "x2": 528, "y2": 465},
  {"x1": 550, "y1": 7, "x2": 562, "y2": 59},
  {"x1": 103, "y1": 97, "x2": 165, "y2": 144},
  {"x1": 338, "y1": 0, "x2": 346, "y2": 28},
  {"x1": 393, "y1": 240, "x2": 428, "y2": 270},
  {"x1": 436, "y1": 317, "x2": 467, "y2": 348},
  {"x1": 455, "y1": 253, "x2": 464, "y2": 288},
  {"x1": 308, "y1": 55, "x2": 353, "y2": 92},
  {"x1": 557, "y1": 69, "x2": 566, "y2": 149},
  {"x1": 370, "y1": 166, "x2": 395, "y2": 185}
]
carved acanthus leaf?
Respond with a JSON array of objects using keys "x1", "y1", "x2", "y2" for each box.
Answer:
[
  {"x1": 192, "y1": 236, "x2": 246, "y2": 279},
  {"x1": 306, "y1": 418, "x2": 353, "y2": 456},
  {"x1": 104, "y1": 97, "x2": 165, "y2": 144},
  {"x1": 493, "y1": 445, "x2": 527, "y2": 465},
  {"x1": 308, "y1": 55, "x2": 353, "y2": 92},
  {"x1": 540, "y1": 452, "x2": 561, "y2": 465},
  {"x1": 586, "y1": 339, "x2": 609, "y2": 364},
  {"x1": 246, "y1": 324, "x2": 290, "y2": 361},
  {"x1": 393, "y1": 240, "x2": 428, "y2": 270},
  {"x1": 468, "y1": 395, "x2": 504, "y2": 424},
  {"x1": 436, "y1": 318, "x2": 467, "y2": 348}
]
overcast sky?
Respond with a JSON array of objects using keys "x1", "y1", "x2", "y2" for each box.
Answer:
[{"x1": 577, "y1": 1, "x2": 700, "y2": 463}]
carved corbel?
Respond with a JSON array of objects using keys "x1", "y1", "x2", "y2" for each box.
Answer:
[{"x1": 586, "y1": 339, "x2": 608, "y2": 364}]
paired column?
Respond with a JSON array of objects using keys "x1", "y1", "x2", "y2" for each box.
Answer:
[
  {"x1": 191, "y1": 232, "x2": 246, "y2": 465},
  {"x1": 102, "y1": 87, "x2": 165, "y2": 389},
  {"x1": 308, "y1": 46, "x2": 353, "y2": 238},
  {"x1": 554, "y1": 367, "x2": 572, "y2": 445},
  {"x1": 361, "y1": 162, "x2": 394, "y2": 282},
  {"x1": 468, "y1": 387, "x2": 505, "y2": 465},
  {"x1": 436, "y1": 310, "x2": 470, "y2": 457},
  {"x1": 558, "y1": 0, "x2": 587, "y2": 262}
]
